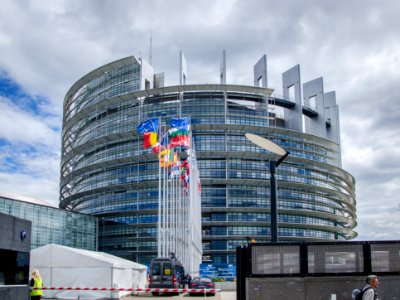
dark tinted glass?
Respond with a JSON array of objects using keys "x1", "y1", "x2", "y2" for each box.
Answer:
[
  {"x1": 151, "y1": 264, "x2": 161, "y2": 275},
  {"x1": 0, "y1": 249, "x2": 29, "y2": 285}
]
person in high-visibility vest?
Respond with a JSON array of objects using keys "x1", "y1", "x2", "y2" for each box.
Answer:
[{"x1": 29, "y1": 270, "x2": 43, "y2": 300}]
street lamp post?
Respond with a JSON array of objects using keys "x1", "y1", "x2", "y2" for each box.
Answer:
[{"x1": 245, "y1": 133, "x2": 290, "y2": 243}]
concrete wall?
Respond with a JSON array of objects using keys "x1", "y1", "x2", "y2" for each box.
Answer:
[
  {"x1": 246, "y1": 276, "x2": 400, "y2": 300},
  {"x1": 0, "y1": 213, "x2": 31, "y2": 300},
  {"x1": 0, "y1": 212, "x2": 31, "y2": 253}
]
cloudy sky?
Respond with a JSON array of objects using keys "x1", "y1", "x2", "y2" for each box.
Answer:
[{"x1": 0, "y1": 0, "x2": 399, "y2": 240}]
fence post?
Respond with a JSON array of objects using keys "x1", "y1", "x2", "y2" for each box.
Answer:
[
  {"x1": 300, "y1": 242, "x2": 308, "y2": 276},
  {"x1": 363, "y1": 241, "x2": 372, "y2": 274},
  {"x1": 237, "y1": 244, "x2": 251, "y2": 300}
]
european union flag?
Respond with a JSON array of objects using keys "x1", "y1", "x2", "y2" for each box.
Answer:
[
  {"x1": 137, "y1": 118, "x2": 159, "y2": 134},
  {"x1": 169, "y1": 117, "x2": 189, "y2": 130}
]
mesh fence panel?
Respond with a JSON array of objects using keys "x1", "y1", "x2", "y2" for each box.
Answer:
[
  {"x1": 308, "y1": 244, "x2": 364, "y2": 273},
  {"x1": 251, "y1": 245, "x2": 300, "y2": 275},
  {"x1": 371, "y1": 243, "x2": 400, "y2": 272}
]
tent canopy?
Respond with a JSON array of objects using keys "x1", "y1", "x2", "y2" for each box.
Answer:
[
  {"x1": 31, "y1": 243, "x2": 147, "y2": 269},
  {"x1": 30, "y1": 244, "x2": 147, "y2": 299}
]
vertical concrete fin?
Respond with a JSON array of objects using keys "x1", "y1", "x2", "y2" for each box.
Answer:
[
  {"x1": 179, "y1": 51, "x2": 187, "y2": 85},
  {"x1": 220, "y1": 49, "x2": 227, "y2": 84},
  {"x1": 139, "y1": 57, "x2": 154, "y2": 90},
  {"x1": 254, "y1": 54, "x2": 267, "y2": 87},
  {"x1": 282, "y1": 64, "x2": 302, "y2": 131},
  {"x1": 324, "y1": 91, "x2": 341, "y2": 165},
  {"x1": 303, "y1": 77, "x2": 327, "y2": 138},
  {"x1": 154, "y1": 72, "x2": 165, "y2": 88}
]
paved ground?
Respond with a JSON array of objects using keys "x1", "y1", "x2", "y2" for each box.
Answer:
[
  {"x1": 46, "y1": 291, "x2": 236, "y2": 300},
  {"x1": 122, "y1": 291, "x2": 235, "y2": 300}
]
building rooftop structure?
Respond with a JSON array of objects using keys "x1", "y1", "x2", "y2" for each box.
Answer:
[{"x1": 0, "y1": 192, "x2": 57, "y2": 208}]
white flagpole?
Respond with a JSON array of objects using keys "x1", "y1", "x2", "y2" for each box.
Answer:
[{"x1": 157, "y1": 118, "x2": 162, "y2": 257}]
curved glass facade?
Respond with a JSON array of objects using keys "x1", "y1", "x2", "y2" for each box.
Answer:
[{"x1": 60, "y1": 56, "x2": 356, "y2": 266}]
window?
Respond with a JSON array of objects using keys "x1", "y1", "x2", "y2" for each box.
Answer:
[{"x1": 151, "y1": 264, "x2": 161, "y2": 275}]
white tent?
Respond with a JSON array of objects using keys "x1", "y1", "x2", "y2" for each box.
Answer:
[{"x1": 30, "y1": 244, "x2": 147, "y2": 299}]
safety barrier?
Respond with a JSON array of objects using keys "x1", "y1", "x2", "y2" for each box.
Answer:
[{"x1": 33, "y1": 287, "x2": 221, "y2": 293}]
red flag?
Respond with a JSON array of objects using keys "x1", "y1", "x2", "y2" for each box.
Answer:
[
  {"x1": 170, "y1": 135, "x2": 190, "y2": 148},
  {"x1": 152, "y1": 143, "x2": 162, "y2": 154}
]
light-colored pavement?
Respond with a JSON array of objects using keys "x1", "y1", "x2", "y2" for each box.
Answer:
[
  {"x1": 219, "y1": 291, "x2": 236, "y2": 300},
  {"x1": 46, "y1": 291, "x2": 236, "y2": 300},
  {"x1": 121, "y1": 291, "x2": 235, "y2": 300}
]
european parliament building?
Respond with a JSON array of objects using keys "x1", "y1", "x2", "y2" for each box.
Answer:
[{"x1": 60, "y1": 52, "x2": 356, "y2": 266}]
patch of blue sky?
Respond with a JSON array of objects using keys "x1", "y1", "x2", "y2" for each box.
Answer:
[
  {"x1": 0, "y1": 139, "x2": 37, "y2": 152},
  {"x1": 0, "y1": 144, "x2": 22, "y2": 173},
  {"x1": 0, "y1": 70, "x2": 53, "y2": 118},
  {"x1": 0, "y1": 138, "x2": 10, "y2": 147},
  {"x1": 0, "y1": 155, "x2": 22, "y2": 173},
  {"x1": 0, "y1": 142, "x2": 50, "y2": 174}
]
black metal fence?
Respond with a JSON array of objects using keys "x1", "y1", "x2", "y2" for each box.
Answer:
[{"x1": 236, "y1": 240, "x2": 400, "y2": 300}]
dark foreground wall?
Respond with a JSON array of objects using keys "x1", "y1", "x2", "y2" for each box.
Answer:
[
  {"x1": 0, "y1": 212, "x2": 31, "y2": 253},
  {"x1": 246, "y1": 276, "x2": 400, "y2": 300},
  {"x1": 0, "y1": 212, "x2": 31, "y2": 300},
  {"x1": 0, "y1": 285, "x2": 30, "y2": 300}
]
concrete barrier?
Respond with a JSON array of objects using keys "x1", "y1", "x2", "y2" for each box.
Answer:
[{"x1": 0, "y1": 285, "x2": 30, "y2": 300}]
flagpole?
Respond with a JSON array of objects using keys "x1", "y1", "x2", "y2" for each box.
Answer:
[{"x1": 157, "y1": 117, "x2": 162, "y2": 257}]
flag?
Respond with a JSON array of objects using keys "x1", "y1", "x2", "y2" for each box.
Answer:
[
  {"x1": 170, "y1": 117, "x2": 189, "y2": 130},
  {"x1": 181, "y1": 159, "x2": 190, "y2": 179},
  {"x1": 137, "y1": 118, "x2": 161, "y2": 153},
  {"x1": 180, "y1": 145, "x2": 190, "y2": 153},
  {"x1": 170, "y1": 135, "x2": 190, "y2": 148},
  {"x1": 137, "y1": 118, "x2": 159, "y2": 134},
  {"x1": 159, "y1": 151, "x2": 169, "y2": 168},
  {"x1": 169, "y1": 117, "x2": 190, "y2": 148},
  {"x1": 143, "y1": 132, "x2": 158, "y2": 148},
  {"x1": 159, "y1": 148, "x2": 177, "y2": 168},
  {"x1": 169, "y1": 128, "x2": 189, "y2": 137},
  {"x1": 152, "y1": 143, "x2": 162, "y2": 154},
  {"x1": 160, "y1": 133, "x2": 169, "y2": 147}
]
